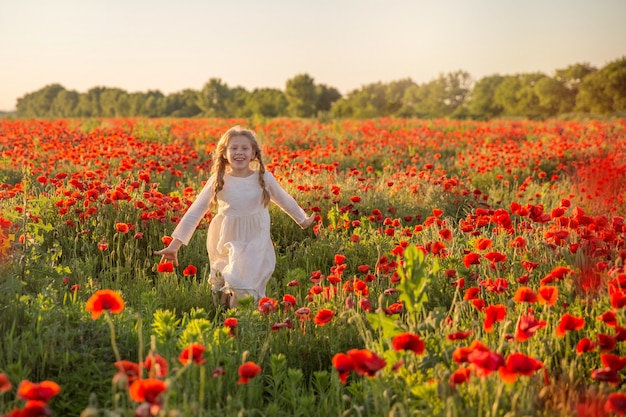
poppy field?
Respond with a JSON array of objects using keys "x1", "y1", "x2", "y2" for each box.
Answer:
[{"x1": 1, "y1": 117, "x2": 626, "y2": 416}]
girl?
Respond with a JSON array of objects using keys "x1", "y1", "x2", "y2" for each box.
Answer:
[{"x1": 155, "y1": 126, "x2": 314, "y2": 308}]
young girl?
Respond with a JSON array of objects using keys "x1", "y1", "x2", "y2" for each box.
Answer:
[{"x1": 155, "y1": 126, "x2": 314, "y2": 308}]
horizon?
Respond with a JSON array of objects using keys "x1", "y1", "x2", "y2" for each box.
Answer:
[{"x1": 1, "y1": 0, "x2": 625, "y2": 112}]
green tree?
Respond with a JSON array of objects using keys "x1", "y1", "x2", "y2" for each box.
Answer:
[
  {"x1": 50, "y1": 88, "x2": 80, "y2": 117},
  {"x1": 315, "y1": 84, "x2": 342, "y2": 114},
  {"x1": 576, "y1": 57, "x2": 626, "y2": 113},
  {"x1": 285, "y1": 74, "x2": 317, "y2": 118},
  {"x1": 16, "y1": 83, "x2": 66, "y2": 117},
  {"x1": 412, "y1": 71, "x2": 472, "y2": 118},
  {"x1": 244, "y1": 88, "x2": 288, "y2": 118},
  {"x1": 100, "y1": 88, "x2": 129, "y2": 117},
  {"x1": 466, "y1": 75, "x2": 504, "y2": 120},
  {"x1": 197, "y1": 78, "x2": 232, "y2": 117},
  {"x1": 164, "y1": 89, "x2": 202, "y2": 117}
]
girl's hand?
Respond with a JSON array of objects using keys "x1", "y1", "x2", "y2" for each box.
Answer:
[
  {"x1": 300, "y1": 213, "x2": 315, "y2": 229},
  {"x1": 154, "y1": 238, "x2": 182, "y2": 266}
]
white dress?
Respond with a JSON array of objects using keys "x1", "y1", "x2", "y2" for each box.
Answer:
[{"x1": 171, "y1": 170, "x2": 307, "y2": 300}]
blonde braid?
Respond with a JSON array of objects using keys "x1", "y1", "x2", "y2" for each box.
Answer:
[{"x1": 257, "y1": 157, "x2": 270, "y2": 207}]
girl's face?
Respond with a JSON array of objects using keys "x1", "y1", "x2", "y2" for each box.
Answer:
[{"x1": 225, "y1": 135, "x2": 256, "y2": 176}]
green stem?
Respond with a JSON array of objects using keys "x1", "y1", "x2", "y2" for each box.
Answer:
[{"x1": 104, "y1": 311, "x2": 122, "y2": 363}]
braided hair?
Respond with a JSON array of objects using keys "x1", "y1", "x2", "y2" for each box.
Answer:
[{"x1": 210, "y1": 126, "x2": 270, "y2": 209}]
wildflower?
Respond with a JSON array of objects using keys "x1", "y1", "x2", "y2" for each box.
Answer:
[
  {"x1": 258, "y1": 297, "x2": 278, "y2": 314},
  {"x1": 483, "y1": 304, "x2": 506, "y2": 333},
  {"x1": 349, "y1": 195, "x2": 361, "y2": 203},
  {"x1": 513, "y1": 287, "x2": 538, "y2": 303},
  {"x1": 347, "y1": 349, "x2": 386, "y2": 377},
  {"x1": 597, "y1": 334, "x2": 616, "y2": 352},
  {"x1": 314, "y1": 309, "x2": 335, "y2": 326},
  {"x1": 462, "y1": 252, "x2": 481, "y2": 268},
  {"x1": 605, "y1": 393, "x2": 626, "y2": 416},
  {"x1": 85, "y1": 289, "x2": 125, "y2": 320},
  {"x1": 601, "y1": 353, "x2": 626, "y2": 372},
  {"x1": 178, "y1": 343, "x2": 205, "y2": 365},
  {"x1": 157, "y1": 262, "x2": 174, "y2": 273},
  {"x1": 224, "y1": 317, "x2": 238, "y2": 337},
  {"x1": 128, "y1": 378, "x2": 167, "y2": 405},
  {"x1": 515, "y1": 314, "x2": 547, "y2": 342},
  {"x1": 498, "y1": 353, "x2": 544, "y2": 384},
  {"x1": 474, "y1": 237, "x2": 492, "y2": 251},
  {"x1": 537, "y1": 286, "x2": 558, "y2": 306},
  {"x1": 237, "y1": 361, "x2": 261, "y2": 385},
  {"x1": 143, "y1": 353, "x2": 169, "y2": 379},
  {"x1": 0, "y1": 373, "x2": 11, "y2": 393},
  {"x1": 332, "y1": 353, "x2": 354, "y2": 384},
  {"x1": 591, "y1": 368, "x2": 620, "y2": 385},
  {"x1": 391, "y1": 332, "x2": 425, "y2": 355},
  {"x1": 17, "y1": 380, "x2": 61, "y2": 402},
  {"x1": 295, "y1": 307, "x2": 311, "y2": 321},
  {"x1": 359, "y1": 298, "x2": 372, "y2": 311},
  {"x1": 97, "y1": 237, "x2": 108, "y2": 251},
  {"x1": 467, "y1": 348, "x2": 505, "y2": 377},
  {"x1": 447, "y1": 330, "x2": 472, "y2": 341},
  {"x1": 383, "y1": 302, "x2": 403, "y2": 315},
  {"x1": 450, "y1": 366, "x2": 471, "y2": 389},
  {"x1": 555, "y1": 313, "x2": 585, "y2": 337},
  {"x1": 282, "y1": 294, "x2": 297, "y2": 311},
  {"x1": 598, "y1": 310, "x2": 617, "y2": 327},
  {"x1": 114, "y1": 360, "x2": 140, "y2": 385},
  {"x1": 182, "y1": 264, "x2": 197, "y2": 276},
  {"x1": 576, "y1": 338, "x2": 596, "y2": 355},
  {"x1": 115, "y1": 222, "x2": 130, "y2": 233},
  {"x1": 271, "y1": 318, "x2": 293, "y2": 331}
]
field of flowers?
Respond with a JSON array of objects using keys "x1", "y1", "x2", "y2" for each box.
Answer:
[{"x1": 1, "y1": 117, "x2": 626, "y2": 416}]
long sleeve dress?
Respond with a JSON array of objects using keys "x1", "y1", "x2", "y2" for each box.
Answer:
[{"x1": 171, "y1": 170, "x2": 307, "y2": 301}]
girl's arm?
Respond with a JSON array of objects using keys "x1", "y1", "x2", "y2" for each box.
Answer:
[
  {"x1": 170, "y1": 175, "x2": 216, "y2": 245},
  {"x1": 265, "y1": 171, "x2": 313, "y2": 229}
]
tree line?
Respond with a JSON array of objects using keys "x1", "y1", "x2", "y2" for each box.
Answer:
[{"x1": 14, "y1": 57, "x2": 625, "y2": 120}]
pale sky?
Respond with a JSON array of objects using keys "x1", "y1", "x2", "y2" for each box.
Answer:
[{"x1": 1, "y1": 0, "x2": 625, "y2": 111}]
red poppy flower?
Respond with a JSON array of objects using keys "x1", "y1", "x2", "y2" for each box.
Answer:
[
  {"x1": 178, "y1": 343, "x2": 205, "y2": 365},
  {"x1": 537, "y1": 286, "x2": 558, "y2": 306},
  {"x1": 346, "y1": 349, "x2": 386, "y2": 377},
  {"x1": 513, "y1": 287, "x2": 538, "y2": 303},
  {"x1": 484, "y1": 251, "x2": 506, "y2": 265},
  {"x1": 601, "y1": 353, "x2": 626, "y2": 371},
  {"x1": 258, "y1": 297, "x2": 278, "y2": 314},
  {"x1": 462, "y1": 252, "x2": 481, "y2": 268},
  {"x1": 332, "y1": 353, "x2": 354, "y2": 384},
  {"x1": 334, "y1": 254, "x2": 346, "y2": 265},
  {"x1": 576, "y1": 338, "x2": 596, "y2": 355},
  {"x1": 610, "y1": 290, "x2": 626, "y2": 309},
  {"x1": 357, "y1": 264, "x2": 370, "y2": 274},
  {"x1": 182, "y1": 264, "x2": 197, "y2": 276},
  {"x1": 598, "y1": 310, "x2": 618, "y2": 327},
  {"x1": 161, "y1": 236, "x2": 173, "y2": 246},
  {"x1": 515, "y1": 314, "x2": 547, "y2": 342},
  {"x1": 391, "y1": 332, "x2": 425, "y2": 355},
  {"x1": 314, "y1": 309, "x2": 335, "y2": 326},
  {"x1": 224, "y1": 317, "x2": 238, "y2": 337},
  {"x1": 555, "y1": 313, "x2": 585, "y2": 337},
  {"x1": 383, "y1": 302, "x2": 404, "y2": 315},
  {"x1": 129, "y1": 378, "x2": 167, "y2": 404},
  {"x1": 498, "y1": 352, "x2": 544, "y2": 383},
  {"x1": 509, "y1": 236, "x2": 527, "y2": 248},
  {"x1": 237, "y1": 361, "x2": 262, "y2": 385},
  {"x1": 474, "y1": 238, "x2": 493, "y2": 251},
  {"x1": 467, "y1": 349, "x2": 505, "y2": 377},
  {"x1": 597, "y1": 334, "x2": 617, "y2": 352},
  {"x1": 439, "y1": 228, "x2": 452, "y2": 241},
  {"x1": 114, "y1": 360, "x2": 140, "y2": 385},
  {"x1": 464, "y1": 287, "x2": 480, "y2": 300},
  {"x1": 295, "y1": 307, "x2": 311, "y2": 321},
  {"x1": 483, "y1": 304, "x2": 507, "y2": 333},
  {"x1": 157, "y1": 262, "x2": 174, "y2": 273},
  {"x1": 447, "y1": 330, "x2": 472, "y2": 341},
  {"x1": 591, "y1": 368, "x2": 620, "y2": 385},
  {"x1": 282, "y1": 294, "x2": 297, "y2": 310},
  {"x1": 143, "y1": 354, "x2": 169, "y2": 379},
  {"x1": 605, "y1": 393, "x2": 626, "y2": 416},
  {"x1": 17, "y1": 380, "x2": 61, "y2": 402},
  {"x1": 0, "y1": 373, "x2": 11, "y2": 393},
  {"x1": 85, "y1": 289, "x2": 125, "y2": 320},
  {"x1": 349, "y1": 195, "x2": 361, "y2": 203},
  {"x1": 115, "y1": 222, "x2": 130, "y2": 233},
  {"x1": 450, "y1": 366, "x2": 471, "y2": 388}
]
